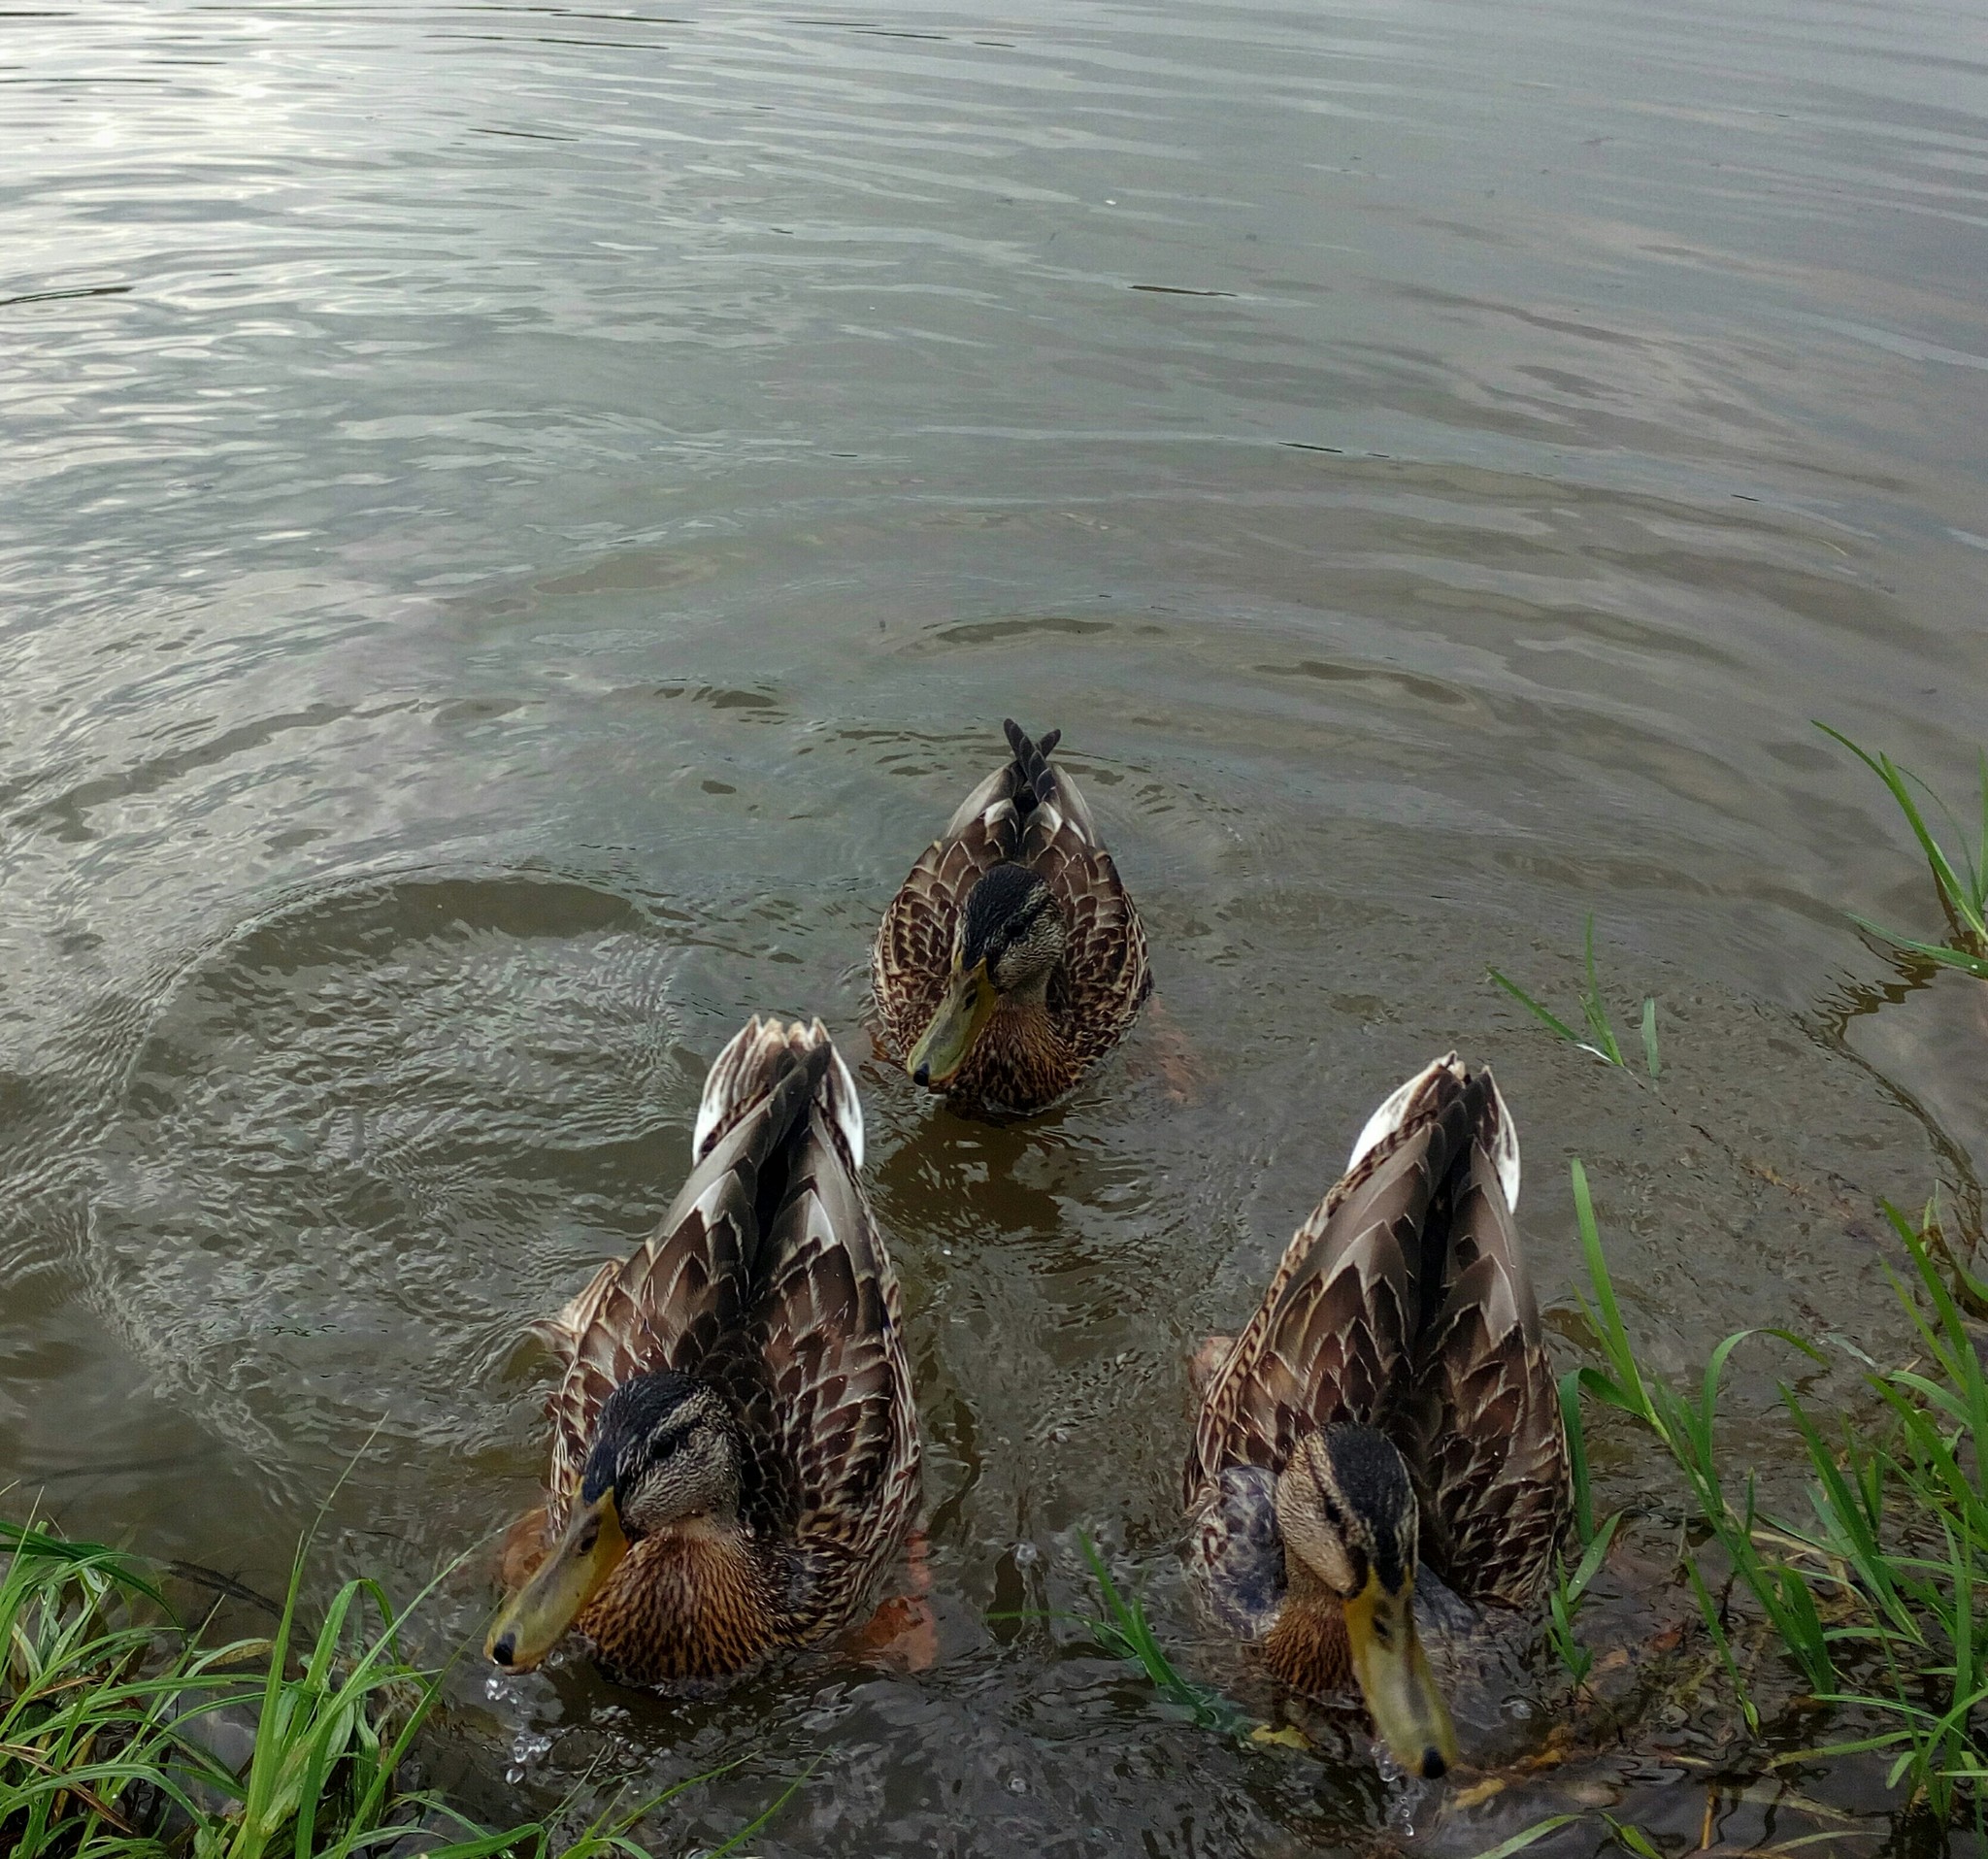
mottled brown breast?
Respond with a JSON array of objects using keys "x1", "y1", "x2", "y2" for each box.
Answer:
[
  {"x1": 1261, "y1": 1583, "x2": 1354, "y2": 1697},
  {"x1": 577, "y1": 1528, "x2": 782, "y2": 1686}
]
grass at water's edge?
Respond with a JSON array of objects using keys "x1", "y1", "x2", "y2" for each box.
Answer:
[
  {"x1": 1818, "y1": 721, "x2": 1988, "y2": 980},
  {"x1": 0, "y1": 1516, "x2": 790, "y2": 1859},
  {"x1": 1559, "y1": 1174, "x2": 1987, "y2": 1838}
]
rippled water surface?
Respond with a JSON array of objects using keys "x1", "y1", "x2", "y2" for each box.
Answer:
[{"x1": 4, "y1": 1, "x2": 1988, "y2": 1852}]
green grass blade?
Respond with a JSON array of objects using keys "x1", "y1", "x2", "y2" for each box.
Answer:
[
  {"x1": 1580, "y1": 915, "x2": 1625, "y2": 1065},
  {"x1": 705, "y1": 1761, "x2": 816, "y2": 1857},
  {"x1": 1570, "y1": 1162, "x2": 1656, "y2": 1432},
  {"x1": 1461, "y1": 1814, "x2": 1582, "y2": 1859},
  {"x1": 1818, "y1": 722, "x2": 1988, "y2": 945},
  {"x1": 1559, "y1": 1369, "x2": 1594, "y2": 1545},
  {"x1": 1602, "y1": 1815, "x2": 1665, "y2": 1859},
  {"x1": 1683, "y1": 1555, "x2": 1757, "y2": 1734},
  {"x1": 1487, "y1": 968, "x2": 1584, "y2": 1046}
]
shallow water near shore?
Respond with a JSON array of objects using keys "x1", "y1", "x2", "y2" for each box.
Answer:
[{"x1": 3, "y1": 1, "x2": 1987, "y2": 1852}]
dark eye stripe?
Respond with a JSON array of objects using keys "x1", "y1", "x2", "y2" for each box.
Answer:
[{"x1": 1002, "y1": 900, "x2": 1046, "y2": 942}]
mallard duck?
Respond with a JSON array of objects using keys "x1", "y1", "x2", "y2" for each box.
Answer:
[
  {"x1": 872, "y1": 719, "x2": 1151, "y2": 1112},
  {"x1": 1183, "y1": 1055, "x2": 1569, "y2": 1777},
  {"x1": 486, "y1": 1017, "x2": 920, "y2": 1685}
]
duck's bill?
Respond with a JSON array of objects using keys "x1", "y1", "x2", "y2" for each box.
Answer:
[
  {"x1": 1343, "y1": 1571, "x2": 1460, "y2": 1780},
  {"x1": 485, "y1": 1490, "x2": 629, "y2": 1672},
  {"x1": 907, "y1": 960, "x2": 996, "y2": 1088}
]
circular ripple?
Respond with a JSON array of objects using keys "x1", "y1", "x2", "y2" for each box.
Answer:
[{"x1": 89, "y1": 871, "x2": 703, "y2": 1483}]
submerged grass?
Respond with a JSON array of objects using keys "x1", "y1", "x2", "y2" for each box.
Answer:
[
  {"x1": 1818, "y1": 720, "x2": 1988, "y2": 978},
  {"x1": 0, "y1": 1512, "x2": 786, "y2": 1857},
  {"x1": 1489, "y1": 916, "x2": 1660, "y2": 1079},
  {"x1": 1066, "y1": 1536, "x2": 1254, "y2": 1741}
]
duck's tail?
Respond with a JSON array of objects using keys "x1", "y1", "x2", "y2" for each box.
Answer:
[
  {"x1": 1001, "y1": 716, "x2": 1063, "y2": 810},
  {"x1": 691, "y1": 1014, "x2": 864, "y2": 1171},
  {"x1": 1344, "y1": 1051, "x2": 1520, "y2": 1213}
]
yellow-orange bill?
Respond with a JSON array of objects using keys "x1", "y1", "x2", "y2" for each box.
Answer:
[
  {"x1": 1343, "y1": 1568, "x2": 1460, "y2": 1779},
  {"x1": 907, "y1": 959, "x2": 996, "y2": 1087},
  {"x1": 486, "y1": 1490, "x2": 629, "y2": 1672}
]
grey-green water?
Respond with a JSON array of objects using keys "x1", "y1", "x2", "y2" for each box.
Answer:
[{"x1": 3, "y1": 1, "x2": 1986, "y2": 1852}]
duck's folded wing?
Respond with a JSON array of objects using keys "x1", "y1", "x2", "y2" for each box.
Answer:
[
  {"x1": 1187, "y1": 1463, "x2": 1286, "y2": 1640},
  {"x1": 1408, "y1": 1128, "x2": 1569, "y2": 1606},
  {"x1": 540, "y1": 1023, "x2": 824, "y2": 1512},
  {"x1": 751, "y1": 1050, "x2": 920, "y2": 1634},
  {"x1": 1184, "y1": 1071, "x2": 1474, "y2": 1501}
]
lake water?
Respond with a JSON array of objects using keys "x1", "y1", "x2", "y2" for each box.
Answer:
[{"x1": 3, "y1": 1, "x2": 1986, "y2": 1853}]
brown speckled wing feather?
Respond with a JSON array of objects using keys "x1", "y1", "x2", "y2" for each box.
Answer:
[
  {"x1": 1182, "y1": 1066, "x2": 1462, "y2": 1505},
  {"x1": 1032, "y1": 801, "x2": 1151, "y2": 1069},
  {"x1": 1403, "y1": 1129, "x2": 1569, "y2": 1605},
  {"x1": 753, "y1": 1116, "x2": 920, "y2": 1637},
  {"x1": 538, "y1": 1048, "x2": 821, "y2": 1519}
]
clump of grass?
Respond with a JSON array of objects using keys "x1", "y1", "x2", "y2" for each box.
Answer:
[
  {"x1": 1783, "y1": 1205, "x2": 1988, "y2": 1827},
  {"x1": 0, "y1": 1513, "x2": 218, "y2": 1852},
  {"x1": 1568, "y1": 1161, "x2": 1833, "y2": 1712},
  {"x1": 1568, "y1": 1166, "x2": 1988, "y2": 1833},
  {"x1": 1070, "y1": 1536, "x2": 1255, "y2": 1740},
  {"x1": 0, "y1": 1511, "x2": 786, "y2": 1857},
  {"x1": 1489, "y1": 916, "x2": 1660, "y2": 1079},
  {"x1": 1541, "y1": 1510, "x2": 1620, "y2": 1689},
  {"x1": 1818, "y1": 721, "x2": 1988, "y2": 978}
]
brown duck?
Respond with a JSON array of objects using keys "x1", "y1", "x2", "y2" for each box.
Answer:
[
  {"x1": 1184, "y1": 1055, "x2": 1570, "y2": 1776},
  {"x1": 873, "y1": 719, "x2": 1150, "y2": 1113},
  {"x1": 487, "y1": 1017, "x2": 920, "y2": 1684}
]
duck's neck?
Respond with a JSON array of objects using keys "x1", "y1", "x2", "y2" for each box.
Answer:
[
  {"x1": 957, "y1": 992, "x2": 1072, "y2": 1107},
  {"x1": 580, "y1": 1517, "x2": 780, "y2": 1685},
  {"x1": 1262, "y1": 1558, "x2": 1353, "y2": 1697}
]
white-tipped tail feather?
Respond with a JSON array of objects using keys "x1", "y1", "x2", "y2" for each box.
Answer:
[
  {"x1": 1346, "y1": 1051, "x2": 1521, "y2": 1212},
  {"x1": 691, "y1": 1014, "x2": 865, "y2": 1170}
]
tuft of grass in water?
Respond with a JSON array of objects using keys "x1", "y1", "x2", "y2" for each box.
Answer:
[
  {"x1": 1570, "y1": 1161, "x2": 1833, "y2": 1709},
  {"x1": 1569, "y1": 1166, "x2": 1988, "y2": 1832},
  {"x1": 1541, "y1": 1510, "x2": 1620, "y2": 1689},
  {"x1": 1817, "y1": 721, "x2": 1988, "y2": 978},
  {"x1": 1778, "y1": 1204, "x2": 1988, "y2": 1830},
  {"x1": 0, "y1": 1510, "x2": 787, "y2": 1857},
  {"x1": 1489, "y1": 916, "x2": 1660, "y2": 1079},
  {"x1": 1070, "y1": 1536, "x2": 1256, "y2": 1741}
]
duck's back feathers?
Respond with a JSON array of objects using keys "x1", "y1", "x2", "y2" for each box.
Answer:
[
  {"x1": 1185, "y1": 1055, "x2": 1567, "y2": 1607},
  {"x1": 692, "y1": 1013, "x2": 865, "y2": 1171}
]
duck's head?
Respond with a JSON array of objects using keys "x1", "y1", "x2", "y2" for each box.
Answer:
[
  {"x1": 1276, "y1": 1423, "x2": 1460, "y2": 1779},
  {"x1": 907, "y1": 862, "x2": 1067, "y2": 1089},
  {"x1": 485, "y1": 1370, "x2": 741, "y2": 1672}
]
